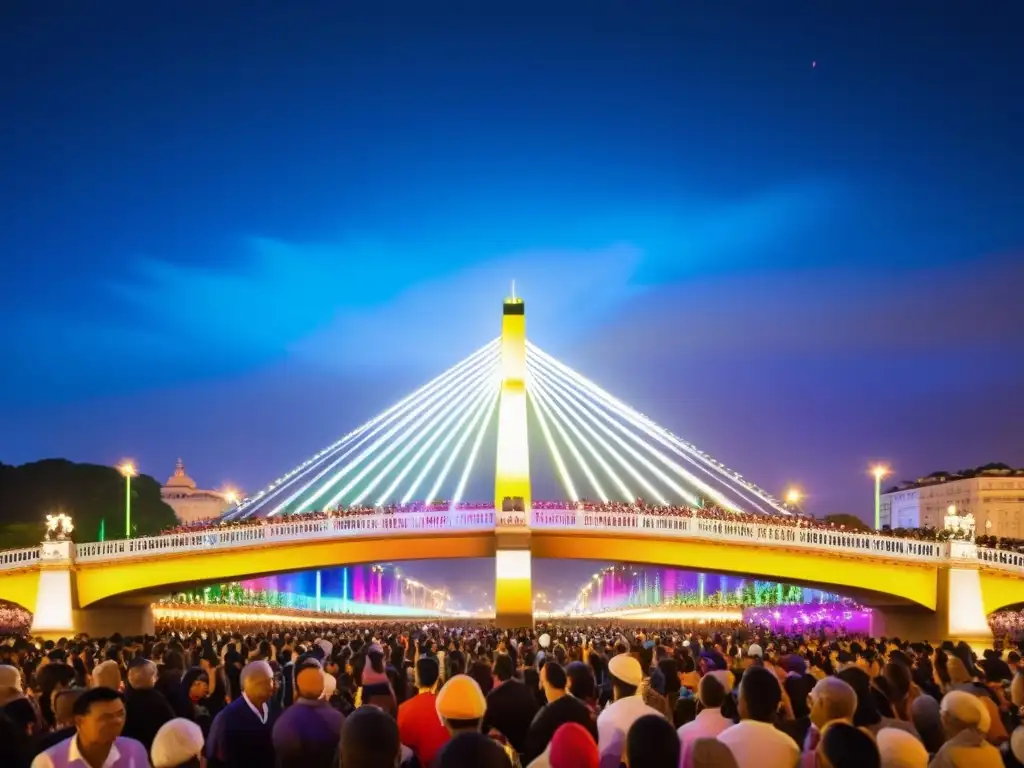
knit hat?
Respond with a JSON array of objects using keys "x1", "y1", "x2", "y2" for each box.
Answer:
[
  {"x1": 608, "y1": 654, "x2": 642, "y2": 687},
  {"x1": 876, "y1": 728, "x2": 928, "y2": 768},
  {"x1": 549, "y1": 722, "x2": 598, "y2": 768},
  {"x1": 435, "y1": 674, "x2": 486, "y2": 720},
  {"x1": 0, "y1": 665, "x2": 22, "y2": 692},
  {"x1": 151, "y1": 718, "x2": 204, "y2": 768}
]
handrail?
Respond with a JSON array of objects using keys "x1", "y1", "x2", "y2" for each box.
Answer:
[
  {"x1": 0, "y1": 546, "x2": 42, "y2": 571},
  {"x1": 530, "y1": 510, "x2": 947, "y2": 562},
  {"x1": 74, "y1": 511, "x2": 496, "y2": 563},
  {"x1": 2, "y1": 510, "x2": 1023, "y2": 575}
]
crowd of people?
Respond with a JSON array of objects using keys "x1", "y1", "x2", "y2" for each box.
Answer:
[{"x1": 1, "y1": 619, "x2": 1022, "y2": 768}]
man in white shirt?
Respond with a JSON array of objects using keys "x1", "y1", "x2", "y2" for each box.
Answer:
[
  {"x1": 33, "y1": 687, "x2": 149, "y2": 768},
  {"x1": 718, "y1": 666, "x2": 800, "y2": 768},
  {"x1": 596, "y1": 654, "x2": 665, "y2": 768},
  {"x1": 678, "y1": 672, "x2": 733, "y2": 754}
]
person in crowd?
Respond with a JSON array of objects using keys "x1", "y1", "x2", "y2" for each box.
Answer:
[
  {"x1": 521, "y1": 660, "x2": 598, "y2": 766},
  {"x1": 875, "y1": 727, "x2": 929, "y2": 768},
  {"x1": 929, "y1": 689, "x2": 1003, "y2": 768},
  {"x1": 802, "y1": 676, "x2": 857, "y2": 761},
  {"x1": 272, "y1": 657, "x2": 344, "y2": 768},
  {"x1": 35, "y1": 663, "x2": 78, "y2": 730},
  {"x1": 180, "y1": 668, "x2": 212, "y2": 735},
  {"x1": 677, "y1": 671, "x2": 732, "y2": 754},
  {"x1": 717, "y1": 666, "x2": 800, "y2": 768},
  {"x1": 435, "y1": 731, "x2": 512, "y2": 768},
  {"x1": 31, "y1": 688, "x2": 84, "y2": 757},
  {"x1": 206, "y1": 659, "x2": 277, "y2": 768},
  {"x1": 596, "y1": 653, "x2": 665, "y2": 768},
  {"x1": 1, "y1": 663, "x2": 27, "y2": 707},
  {"x1": 31, "y1": 687, "x2": 149, "y2": 768},
  {"x1": 815, "y1": 721, "x2": 880, "y2": 768},
  {"x1": 91, "y1": 661, "x2": 123, "y2": 693},
  {"x1": 535, "y1": 721, "x2": 599, "y2": 768},
  {"x1": 624, "y1": 713, "x2": 680, "y2": 768},
  {"x1": 483, "y1": 652, "x2": 539, "y2": 757},
  {"x1": 396, "y1": 656, "x2": 449, "y2": 767},
  {"x1": 836, "y1": 667, "x2": 918, "y2": 739},
  {"x1": 436, "y1": 673, "x2": 488, "y2": 737},
  {"x1": 122, "y1": 658, "x2": 176, "y2": 752},
  {"x1": 338, "y1": 706, "x2": 402, "y2": 768},
  {"x1": 355, "y1": 645, "x2": 396, "y2": 717},
  {"x1": 151, "y1": 718, "x2": 204, "y2": 768}
]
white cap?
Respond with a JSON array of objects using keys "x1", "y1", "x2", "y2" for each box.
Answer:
[
  {"x1": 939, "y1": 690, "x2": 985, "y2": 727},
  {"x1": 747, "y1": 643, "x2": 763, "y2": 658},
  {"x1": 876, "y1": 728, "x2": 928, "y2": 768},
  {"x1": 539, "y1": 633, "x2": 551, "y2": 649},
  {"x1": 608, "y1": 654, "x2": 643, "y2": 687},
  {"x1": 151, "y1": 718, "x2": 204, "y2": 768}
]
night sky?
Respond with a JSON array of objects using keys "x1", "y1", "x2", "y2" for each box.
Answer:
[{"x1": 2, "y1": 3, "x2": 1022, "y2": 600}]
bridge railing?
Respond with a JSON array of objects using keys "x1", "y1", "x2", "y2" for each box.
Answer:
[
  {"x1": 530, "y1": 510, "x2": 947, "y2": 562},
  {"x1": 73, "y1": 511, "x2": 496, "y2": 563},
  {"x1": 0, "y1": 546, "x2": 41, "y2": 571},
  {"x1": 974, "y1": 546, "x2": 1024, "y2": 573}
]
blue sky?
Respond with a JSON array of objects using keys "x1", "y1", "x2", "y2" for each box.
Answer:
[{"x1": 1, "y1": 0, "x2": 1022, "y2": 548}]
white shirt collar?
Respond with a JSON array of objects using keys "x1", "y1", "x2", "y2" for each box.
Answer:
[
  {"x1": 68, "y1": 735, "x2": 121, "y2": 768},
  {"x1": 242, "y1": 692, "x2": 269, "y2": 724}
]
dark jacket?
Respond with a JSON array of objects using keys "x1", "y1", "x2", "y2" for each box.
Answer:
[
  {"x1": 521, "y1": 694, "x2": 598, "y2": 766},
  {"x1": 207, "y1": 696, "x2": 279, "y2": 768},
  {"x1": 272, "y1": 697, "x2": 345, "y2": 768},
  {"x1": 482, "y1": 678, "x2": 540, "y2": 756},
  {"x1": 123, "y1": 687, "x2": 176, "y2": 752}
]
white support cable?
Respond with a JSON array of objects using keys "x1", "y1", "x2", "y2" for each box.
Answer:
[
  {"x1": 349, "y1": 361, "x2": 499, "y2": 506},
  {"x1": 530, "y1": 368, "x2": 645, "y2": 502},
  {"x1": 530, "y1": 377, "x2": 609, "y2": 501},
  {"x1": 323, "y1": 354, "x2": 500, "y2": 510},
  {"x1": 529, "y1": 361, "x2": 704, "y2": 508},
  {"x1": 234, "y1": 338, "x2": 499, "y2": 517},
  {"x1": 529, "y1": 362, "x2": 688, "y2": 506},
  {"x1": 377, "y1": 371, "x2": 498, "y2": 506},
  {"x1": 401, "y1": 378, "x2": 497, "y2": 504},
  {"x1": 526, "y1": 381, "x2": 579, "y2": 501},
  {"x1": 268, "y1": 344, "x2": 500, "y2": 517},
  {"x1": 527, "y1": 343, "x2": 788, "y2": 515},
  {"x1": 451, "y1": 387, "x2": 500, "y2": 505},
  {"x1": 426, "y1": 387, "x2": 498, "y2": 503}
]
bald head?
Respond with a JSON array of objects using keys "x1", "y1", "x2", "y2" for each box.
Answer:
[
  {"x1": 295, "y1": 660, "x2": 326, "y2": 700},
  {"x1": 809, "y1": 676, "x2": 857, "y2": 730},
  {"x1": 92, "y1": 660, "x2": 122, "y2": 692},
  {"x1": 127, "y1": 660, "x2": 157, "y2": 690},
  {"x1": 241, "y1": 660, "x2": 275, "y2": 707}
]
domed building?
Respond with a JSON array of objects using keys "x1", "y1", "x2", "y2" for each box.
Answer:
[{"x1": 160, "y1": 459, "x2": 236, "y2": 524}]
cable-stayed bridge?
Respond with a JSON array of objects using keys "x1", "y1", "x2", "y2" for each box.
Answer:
[{"x1": 0, "y1": 294, "x2": 1021, "y2": 642}]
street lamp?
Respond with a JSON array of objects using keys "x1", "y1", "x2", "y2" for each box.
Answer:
[
  {"x1": 871, "y1": 465, "x2": 889, "y2": 530},
  {"x1": 785, "y1": 488, "x2": 803, "y2": 510},
  {"x1": 120, "y1": 462, "x2": 136, "y2": 538}
]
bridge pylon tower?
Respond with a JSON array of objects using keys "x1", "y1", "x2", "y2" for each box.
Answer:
[{"x1": 493, "y1": 292, "x2": 534, "y2": 627}]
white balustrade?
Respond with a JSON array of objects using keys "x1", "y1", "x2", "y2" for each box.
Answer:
[
  {"x1": 2, "y1": 510, "x2": 1024, "y2": 576},
  {"x1": 74, "y1": 511, "x2": 497, "y2": 563},
  {"x1": 531, "y1": 510, "x2": 950, "y2": 563},
  {"x1": 0, "y1": 546, "x2": 41, "y2": 571}
]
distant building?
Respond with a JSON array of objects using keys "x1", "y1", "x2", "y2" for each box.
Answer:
[
  {"x1": 879, "y1": 463, "x2": 1024, "y2": 538},
  {"x1": 160, "y1": 459, "x2": 235, "y2": 524}
]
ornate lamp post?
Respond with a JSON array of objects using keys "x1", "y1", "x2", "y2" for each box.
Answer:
[{"x1": 119, "y1": 462, "x2": 137, "y2": 538}]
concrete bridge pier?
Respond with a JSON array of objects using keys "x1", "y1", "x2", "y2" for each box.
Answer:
[
  {"x1": 870, "y1": 563, "x2": 993, "y2": 646},
  {"x1": 494, "y1": 530, "x2": 533, "y2": 628}
]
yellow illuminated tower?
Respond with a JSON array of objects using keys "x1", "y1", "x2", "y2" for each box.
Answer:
[
  {"x1": 493, "y1": 289, "x2": 533, "y2": 627},
  {"x1": 494, "y1": 292, "x2": 531, "y2": 511}
]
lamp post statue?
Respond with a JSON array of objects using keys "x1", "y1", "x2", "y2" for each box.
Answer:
[
  {"x1": 871, "y1": 465, "x2": 889, "y2": 530},
  {"x1": 44, "y1": 513, "x2": 74, "y2": 542},
  {"x1": 120, "y1": 462, "x2": 137, "y2": 538}
]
